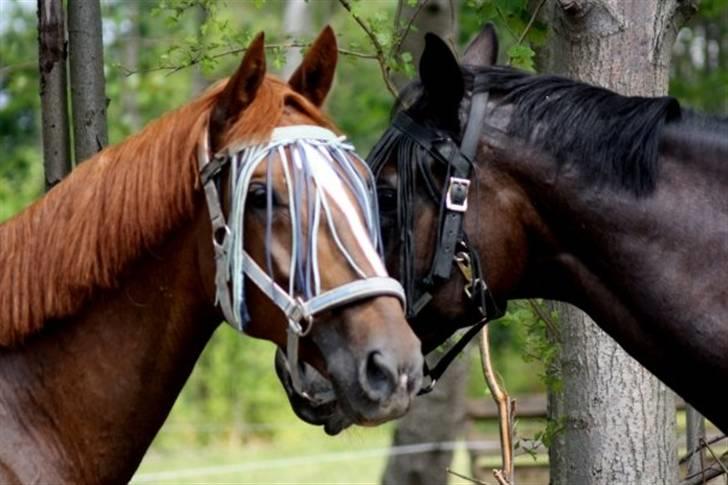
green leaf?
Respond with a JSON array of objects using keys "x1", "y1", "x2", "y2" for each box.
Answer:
[{"x1": 507, "y1": 44, "x2": 535, "y2": 71}]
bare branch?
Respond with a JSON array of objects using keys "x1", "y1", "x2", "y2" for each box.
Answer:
[
  {"x1": 494, "y1": 5, "x2": 519, "y2": 40},
  {"x1": 117, "y1": 42, "x2": 378, "y2": 77},
  {"x1": 701, "y1": 438, "x2": 728, "y2": 477},
  {"x1": 337, "y1": 0, "x2": 398, "y2": 97},
  {"x1": 393, "y1": 0, "x2": 429, "y2": 57},
  {"x1": 446, "y1": 468, "x2": 491, "y2": 485},
  {"x1": 680, "y1": 434, "x2": 726, "y2": 464},
  {"x1": 682, "y1": 466, "x2": 726, "y2": 485},
  {"x1": 527, "y1": 299, "x2": 560, "y2": 341},
  {"x1": 517, "y1": 0, "x2": 547, "y2": 45}
]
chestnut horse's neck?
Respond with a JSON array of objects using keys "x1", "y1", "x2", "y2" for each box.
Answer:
[
  {"x1": 486, "y1": 114, "x2": 728, "y2": 432},
  {"x1": 0, "y1": 201, "x2": 220, "y2": 483}
]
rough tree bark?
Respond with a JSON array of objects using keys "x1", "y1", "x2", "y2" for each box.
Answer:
[
  {"x1": 37, "y1": 0, "x2": 71, "y2": 191},
  {"x1": 68, "y1": 0, "x2": 108, "y2": 162},
  {"x1": 541, "y1": 5, "x2": 695, "y2": 482},
  {"x1": 381, "y1": 3, "x2": 463, "y2": 484}
]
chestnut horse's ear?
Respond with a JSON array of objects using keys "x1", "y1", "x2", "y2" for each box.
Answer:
[
  {"x1": 288, "y1": 26, "x2": 338, "y2": 107},
  {"x1": 420, "y1": 33, "x2": 464, "y2": 128},
  {"x1": 463, "y1": 23, "x2": 498, "y2": 67},
  {"x1": 209, "y1": 32, "x2": 267, "y2": 151}
]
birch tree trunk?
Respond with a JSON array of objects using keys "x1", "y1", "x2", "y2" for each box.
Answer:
[
  {"x1": 381, "y1": 3, "x2": 463, "y2": 485},
  {"x1": 68, "y1": 0, "x2": 108, "y2": 162},
  {"x1": 37, "y1": 0, "x2": 71, "y2": 190},
  {"x1": 541, "y1": 3, "x2": 696, "y2": 483},
  {"x1": 281, "y1": 0, "x2": 313, "y2": 79}
]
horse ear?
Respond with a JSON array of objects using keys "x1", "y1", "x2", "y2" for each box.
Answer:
[
  {"x1": 463, "y1": 23, "x2": 498, "y2": 67},
  {"x1": 420, "y1": 33, "x2": 464, "y2": 125},
  {"x1": 209, "y1": 32, "x2": 267, "y2": 151},
  {"x1": 288, "y1": 26, "x2": 338, "y2": 107}
]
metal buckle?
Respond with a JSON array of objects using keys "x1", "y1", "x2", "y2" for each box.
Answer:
[
  {"x1": 288, "y1": 297, "x2": 314, "y2": 336},
  {"x1": 445, "y1": 177, "x2": 470, "y2": 212}
]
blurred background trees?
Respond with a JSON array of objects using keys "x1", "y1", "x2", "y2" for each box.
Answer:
[{"x1": 1, "y1": 0, "x2": 726, "y2": 482}]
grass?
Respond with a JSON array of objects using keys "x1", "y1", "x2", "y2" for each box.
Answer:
[{"x1": 132, "y1": 421, "x2": 476, "y2": 485}]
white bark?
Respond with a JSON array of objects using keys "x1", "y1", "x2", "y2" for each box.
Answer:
[
  {"x1": 281, "y1": 0, "x2": 312, "y2": 79},
  {"x1": 68, "y1": 0, "x2": 108, "y2": 162},
  {"x1": 541, "y1": 3, "x2": 695, "y2": 482},
  {"x1": 37, "y1": 0, "x2": 71, "y2": 190}
]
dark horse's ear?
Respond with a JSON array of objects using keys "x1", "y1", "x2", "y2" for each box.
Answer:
[
  {"x1": 463, "y1": 23, "x2": 498, "y2": 67},
  {"x1": 288, "y1": 26, "x2": 338, "y2": 107},
  {"x1": 209, "y1": 32, "x2": 267, "y2": 152},
  {"x1": 420, "y1": 33, "x2": 464, "y2": 127}
]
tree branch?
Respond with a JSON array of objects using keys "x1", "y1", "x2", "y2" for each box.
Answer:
[
  {"x1": 117, "y1": 42, "x2": 378, "y2": 77},
  {"x1": 393, "y1": 0, "x2": 429, "y2": 57},
  {"x1": 517, "y1": 0, "x2": 547, "y2": 45},
  {"x1": 337, "y1": 0, "x2": 398, "y2": 97}
]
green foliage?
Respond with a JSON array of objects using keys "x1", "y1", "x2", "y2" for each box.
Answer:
[
  {"x1": 460, "y1": 0, "x2": 547, "y2": 70},
  {"x1": 507, "y1": 43, "x2": 535, "y2": 71},
  {"x1": 0, "y1": 3, "x2": 43, "y2": 219}
]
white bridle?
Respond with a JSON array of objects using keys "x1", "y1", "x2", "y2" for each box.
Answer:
[{"x1": 198, "y1": 125, "x2": 406, "y2": 401}]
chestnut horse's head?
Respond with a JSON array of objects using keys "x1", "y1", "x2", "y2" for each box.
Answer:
[{"x1": 199, "y1": 27, "x2": 422, "y2": 426}]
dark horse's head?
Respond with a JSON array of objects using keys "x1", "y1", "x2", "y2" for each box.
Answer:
[{"x1": 277, "y1": 23, "x2": 686, "y2": 433}]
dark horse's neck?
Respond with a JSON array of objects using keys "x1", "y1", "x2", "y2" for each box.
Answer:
[
  {"x1": 0, "y1": 203, "x2": 219, "y2": 483},
  {"x1": 492, "y1": 112, "x2": 728, "y2": 431}
]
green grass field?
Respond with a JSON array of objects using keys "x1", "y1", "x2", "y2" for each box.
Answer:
[{"x1": 132, "y1": 421, "x2": 475, "y2": 484}]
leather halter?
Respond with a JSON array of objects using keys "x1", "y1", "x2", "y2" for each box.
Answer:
[
  {"x1": 198, "y1": 125, "x2": 407, "y2": 403},
  {"x1": 370, "y1": 91, "x2": 505, "y2": 394}
]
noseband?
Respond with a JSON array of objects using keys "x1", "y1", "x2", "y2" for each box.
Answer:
[
  {"x1": 198, "y1": 125, "x2": 406, "y2": 403},
  {"x1": 368, "y1": 91, "x2": 505, "y2": 393}
]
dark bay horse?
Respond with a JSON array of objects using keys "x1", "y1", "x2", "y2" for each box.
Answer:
[
  {"x1": 0, "y1": 27, "x2": 421, "y2": 482},
  {"x1": 280, "y1": 25, "x2": 728, "y2": 435}
]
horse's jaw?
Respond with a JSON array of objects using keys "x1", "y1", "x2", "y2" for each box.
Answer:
[{"x1": 274, "y1": 349, "x2": 352, "y2": 435}]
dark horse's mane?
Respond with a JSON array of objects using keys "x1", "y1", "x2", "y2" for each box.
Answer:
[{"x1": 393, "y1": 65, "x2": 690, "y2": 196}]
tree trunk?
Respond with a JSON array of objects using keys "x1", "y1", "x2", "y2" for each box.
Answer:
[
  {"x1": 541, "y1": 2, "x2": 696, "y2": 480},
  {"x1": 37, "y1": 0, "x2": 71, "y2": 191},
  {"x1": 281, "y1": 0, "x2": 313, "y2": 79},
  {"x1": 68, "y1": 0, "x2": 108, "y2": 162}
]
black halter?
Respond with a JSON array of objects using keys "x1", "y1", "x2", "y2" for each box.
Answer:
[{"x1": 367, "y1": 91, "x2": 505, "y2": 394}]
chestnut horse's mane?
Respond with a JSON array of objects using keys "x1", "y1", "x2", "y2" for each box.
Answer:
[{"x1": 0, "y1": 76, "x2": 332, "y2": 346}]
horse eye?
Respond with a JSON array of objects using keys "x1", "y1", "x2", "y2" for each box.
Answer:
[
  {"x1": 377, "y1": 187, "x2": 397, "y2": 213},
  {"x1": 247, "y1": 183, "x2": 269, "y2": 209}
]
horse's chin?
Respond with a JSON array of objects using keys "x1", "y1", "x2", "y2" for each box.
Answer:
[{"x1": 274, "y1": 349, "x2": 353, "y2": 435}]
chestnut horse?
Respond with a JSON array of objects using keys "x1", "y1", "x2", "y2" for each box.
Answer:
[
  {"x1": 280, "y1": 26, "x2": 728, "y2": 435},
  {"x1": 0, "y1": 28, "x2": 421, "y2": 482}
]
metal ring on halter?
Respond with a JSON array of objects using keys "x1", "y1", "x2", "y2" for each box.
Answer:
[
  {"x1": 212, "y1": 225, "x2": 231, "y2": 249},
  {"x1": 293, "y1": 297, "x2": 314, "y2": 337},
  {"x1": 465, "y1": 278, "x2": 486, "y2": 299}
]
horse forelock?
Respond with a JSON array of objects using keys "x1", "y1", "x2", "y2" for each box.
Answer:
[{"x1": 0, "y1": 75, "x2": 332, "y2": 346}]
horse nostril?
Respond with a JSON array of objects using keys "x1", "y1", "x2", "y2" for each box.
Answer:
[{"x1": 361, "y1": 351, "x2": 397, "y2": 402}]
